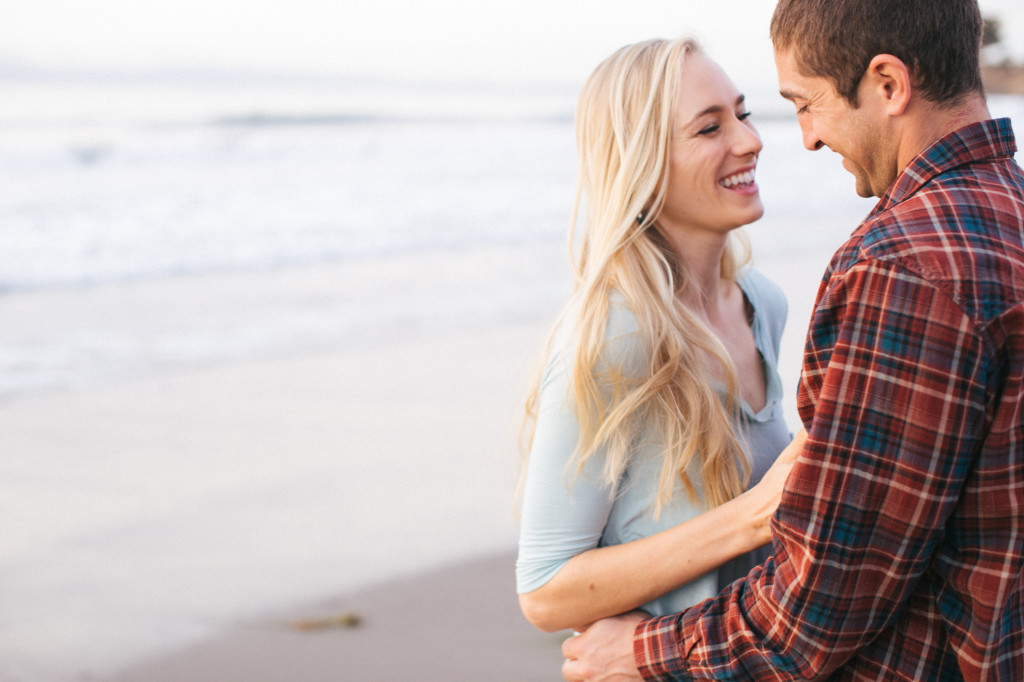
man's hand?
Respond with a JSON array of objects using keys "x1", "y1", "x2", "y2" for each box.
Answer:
[{"x1": 561, "y1": 611, "x2": 648, "y2": 681}]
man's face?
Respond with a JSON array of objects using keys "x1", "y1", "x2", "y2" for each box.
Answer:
[{"x1": 773, "y1": 47, "x2": 895, "y2": 198}]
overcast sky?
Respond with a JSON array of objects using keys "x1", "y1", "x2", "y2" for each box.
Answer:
[{"x1": 1, "y1": 0, "x2": 1021, "y2": 89}]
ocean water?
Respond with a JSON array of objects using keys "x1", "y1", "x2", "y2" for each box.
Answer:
[
  {"x1": 0, "y1": 78, "x2": 580, "y2": 292},
  {"x1": 3, "y1": 78, "x2": 1019, "y2": 401},
  {"x1": 0, "y1": 73, "x2": 899, "y2": 399},
  {"x1": 0, "y1": 75, "x2": 584, "y2": 397}
]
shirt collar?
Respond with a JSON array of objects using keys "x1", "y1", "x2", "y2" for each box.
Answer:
[{"x1": 870, "y1": 118, "x2": 1018, "y2": 216}]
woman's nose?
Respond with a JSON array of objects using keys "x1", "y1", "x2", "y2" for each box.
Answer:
[{"x1": 734, "y1": 122, "x2": 763, "y2": 156}]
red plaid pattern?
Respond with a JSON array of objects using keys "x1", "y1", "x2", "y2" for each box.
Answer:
[{"x1": 635, "y1": 118, "x2": 1024, "y2": 680}]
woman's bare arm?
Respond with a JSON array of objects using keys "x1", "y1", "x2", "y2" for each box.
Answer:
[{"x1": 518, "y1": 428, "x2": 805, "y2": 632}]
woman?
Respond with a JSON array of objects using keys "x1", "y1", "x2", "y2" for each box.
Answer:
[{"x1": 515, "y1": 37, "x2": 804, "y2": 634}]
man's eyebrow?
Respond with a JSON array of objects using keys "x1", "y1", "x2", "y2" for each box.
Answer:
[
  {"x1": 778, "y1": 89, "x2": 801, "y2": 101},
  {"x1": 686, "y1": 94, "x2": 747, "y2": 126}
]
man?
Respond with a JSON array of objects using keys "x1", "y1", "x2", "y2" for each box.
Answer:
[{"x1": 561, "y1": 0, "x2": 1024, "y2": 679}]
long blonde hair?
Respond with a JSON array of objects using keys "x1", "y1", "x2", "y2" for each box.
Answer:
[{"x1": 522, "y1": 38, "x2": 751, "y2": 515}]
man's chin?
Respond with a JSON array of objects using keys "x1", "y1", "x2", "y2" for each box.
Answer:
[
  {"x1": 854, "y1": 181, "x2": 878, "y2": 198},
  {"x1": 839, "y1": 159, "x2": 875, "y2": 198},
  {"x1": 849, "y1": 169, "x2": 881, "y2": 199}
]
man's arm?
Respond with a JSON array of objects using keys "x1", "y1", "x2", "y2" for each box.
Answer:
[
  {"x1": 637, "y1": 260, "x2": 989, "y2": 678},
  {"x1": 570, "y1": 260, "x2": 989, "y2": 680}
]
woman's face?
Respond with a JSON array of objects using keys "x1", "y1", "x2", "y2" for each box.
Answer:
[{"x1": 657, "y1": 52, "x2": 764, "y2": 240}]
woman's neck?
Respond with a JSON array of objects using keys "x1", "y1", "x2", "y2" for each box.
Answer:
[{"x1": 666, "y1": 231, "x2": 730, "y2": 318}]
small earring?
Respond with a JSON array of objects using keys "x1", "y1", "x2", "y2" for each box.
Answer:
[{"x1": 636, "y1": 211, "x2": 646, "y2": 225}]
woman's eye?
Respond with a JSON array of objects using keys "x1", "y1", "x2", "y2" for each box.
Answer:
[
  {"x1": 738, "y1": 111, "x2": 752, "y2": 121},
  {"x1": 698, "y1": 124, "x2": 719, "y2": 136}
]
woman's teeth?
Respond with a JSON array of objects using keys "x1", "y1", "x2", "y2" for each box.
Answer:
[{"x1": 720, "y1": 170, "x2": 755, "y2": 188}]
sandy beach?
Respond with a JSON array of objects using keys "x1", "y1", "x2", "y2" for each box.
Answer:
[
  {"x1": 110, "y1": 551, "x2": 568, "y2": 681},
  {"x1": 0, "y1": 257, "x2": 564, "y2": 680}
]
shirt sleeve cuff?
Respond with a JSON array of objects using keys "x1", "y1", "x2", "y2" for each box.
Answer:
[{"x1": 633, "y1": 614, "x2": 691, "y2": 680}]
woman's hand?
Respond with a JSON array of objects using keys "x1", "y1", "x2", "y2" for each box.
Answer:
[{"x1": 741, "y1": 428, "x2": 807, "y2": 544}]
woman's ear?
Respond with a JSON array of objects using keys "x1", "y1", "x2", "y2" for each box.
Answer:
[{"x1": 861, "y1": 54, "x2": 912, "y2": 116}]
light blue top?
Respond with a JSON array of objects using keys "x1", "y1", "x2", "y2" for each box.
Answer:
[{"x1": 515, "y1": 269, "x2": 791, "y2": 617}]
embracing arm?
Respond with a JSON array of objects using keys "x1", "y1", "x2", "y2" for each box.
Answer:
[
  {"x1": 633, "y1": 262, "x2": 989, "y2": 679},
  {"x1": 519, "y1": 429, "x2": 805, "y2": 633}
]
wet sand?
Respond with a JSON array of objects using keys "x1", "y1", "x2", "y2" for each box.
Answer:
[{"x1": 109, "y1": 550, "x2": 568, "y2": 681}]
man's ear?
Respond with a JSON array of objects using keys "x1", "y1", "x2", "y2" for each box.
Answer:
[{"x1": 862, "y1": 54, "x2": 912, "y2": 116}]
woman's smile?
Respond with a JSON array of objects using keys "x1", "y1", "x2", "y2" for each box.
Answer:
[{"x1": 719, "y1": 164, "x2": 758, "y2": 193}]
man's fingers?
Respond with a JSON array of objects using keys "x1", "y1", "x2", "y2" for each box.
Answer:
[
  {"x1": 562, "y1": 631, "x2": 580, "y2": 659},
  {"x1": 562, "y1": 655, "x2": 586, "y2": 681}
]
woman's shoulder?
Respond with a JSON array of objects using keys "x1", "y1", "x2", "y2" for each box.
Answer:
[
  {"x1": 545, "y1": 292, "x2": 647, "y2": 379},
  {"x1": 605, "y1": 290, "x2": 643, "y2": 338},
  {"x1": 738, "y1": 268, "x2": 788, "y2": 351},
  {"x1": 738, "y1": 268, "x2": 787, "y2": 318}
]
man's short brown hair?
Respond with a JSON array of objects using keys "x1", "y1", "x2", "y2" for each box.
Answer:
[{"x1": 770, "y1": 0, "x2": 985, "y2": 106}]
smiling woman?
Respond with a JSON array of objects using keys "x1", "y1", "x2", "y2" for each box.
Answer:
[
  {"x1": 660, "y1": 53, "x2": 764, "y2": 243},
  {"x1": 514, "y1": 37, "x2": 805, "y2": 635}
]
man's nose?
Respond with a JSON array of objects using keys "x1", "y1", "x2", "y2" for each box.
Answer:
[{"x1": 799, "y1": 122, "x2": 825, "y2": 151}]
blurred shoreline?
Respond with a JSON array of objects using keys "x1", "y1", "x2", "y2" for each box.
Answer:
[{"x1": 984, "y1": 61, "x2": 1024, "y2": 94}]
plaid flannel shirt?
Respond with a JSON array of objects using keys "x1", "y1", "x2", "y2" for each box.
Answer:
[{"x1": 635, "y1": 118, "x2": 1024, "y2": 680}]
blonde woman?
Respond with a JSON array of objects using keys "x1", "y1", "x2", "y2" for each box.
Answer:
[{"x1": 515, "y1": 38, "x2": 805, "y2": 634}]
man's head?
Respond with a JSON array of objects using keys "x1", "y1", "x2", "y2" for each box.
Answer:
[
  {"x1": 770, "y1": 0, "x2": 984, "y2": 108},
  {"x1": 770, "y1": 0, "x2": 986, "y2": 198}
]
